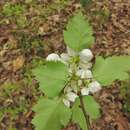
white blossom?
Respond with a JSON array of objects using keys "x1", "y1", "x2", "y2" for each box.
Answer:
[
  {"x1": 88, "y1": 81, "x2": 101, "y2": 93},
  {"x1": 81, "y1": 87, "x2": 90, "y2": 96},
  {"x1": 61, "y1": 53, "x2": 70, "y2": 62},
  {"x1": 60, "y1": 53, "x2": 70, "y2": 65},
  {"x1": 70, "y1": 80, "x2": 78, "y2": 93},
  {"x1": 46, "y1": 53, "x2": 61, "y2": 62},
  {"x1": 63, "y1": 91, "x2": 78, "y2": 107},
  {"x1": 64, "y1": 87, "x2": 72, "y2": 93},
  {"x1": 76, "y1": 69, "x2": 93, "y2": 79},
  {"x1": 80, "y1": 49, "x2": 93, "y2": 62},
  {"x1": 78, "y1": 80, "x2": 82, "y2": 86},
  {"x1": 79, "y1": 61, "x2": 92, "y2": 70},
  {"x1": 66, "y1": 92, "x2": 78, "y2": 102},
  {"x1": 69, "y1": 63, "x2": 78, "y2": 74},
  {"x1": 63, "y1": 98, "x2": 70, "y2": 107},
  {"x1": 67, "y1": 47, "x2": 77, "y2": 56},
  {"x1": 47, "y1": 47, "x2": 101, "y2": 108}
]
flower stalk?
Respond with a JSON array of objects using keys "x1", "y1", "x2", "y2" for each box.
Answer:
[{"x1": 79, "y1": 94, "x2": 91, "y2": 130}]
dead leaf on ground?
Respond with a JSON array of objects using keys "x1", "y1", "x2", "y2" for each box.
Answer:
[{"x1": 12, "y1": 56, "x2": 25, "y2": 72}]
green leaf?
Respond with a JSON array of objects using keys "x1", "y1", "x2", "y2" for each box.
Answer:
[
  {"x1": 72, "y1": 96, "x2": 100, "y2": 130},
  {"x1": 80, "y1": 0, "x2": 92, "y2": 6},
  {"x1": 3, "y1": 3, "x2": 25, "y2": 16},
  {"x1": 93, "y1": 56, "x2": 130, "y2": 86},
  {"x1": 32, "y1": 61, "x2": 68, "y2": 97},
  {"x1": 63, "y1": 12, "x2": 94, "y2": 52},
  {"x1": 32, "y1": 98, "x2": 71, "y2": 130}
]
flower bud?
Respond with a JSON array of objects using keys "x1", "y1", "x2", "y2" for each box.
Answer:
[
  {"x1": 79, "y1": 61, "x2": 92, "y2": 70},
  {"x1": 80, "y1": 49, "x2": 93, "y2": 62},
  {"x1": 88, "y1": 81, "x2": 101, "y2": 93},
  {"x1": 63, "y1": 99, "x2": 70, "y2": 107},
  {"x1": 76, "y1": 69, "x2": 93, "y2": 79},
  {"x1": 66, "y1": 92, "x2": 78, "y2": 102},
  {"x1": 67, "y1": 47, "x2": 77, "y2": 56},
  {"x1": 60, "y1": 53, "x2": 70, "y2": 64},
  {"x1": 81, "y1": 87, "x2": 90, "y2": 96},
  {"x1": 46, "y1": 53, "x2": 61, "y2": 62}
]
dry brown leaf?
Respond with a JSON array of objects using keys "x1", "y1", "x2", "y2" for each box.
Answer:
[
  {"x1": 12, "y1": 56, "x2": 25, "y2": 72},
  {"x1": 115, "y1": 115, "x2": 129, "y2": 130}
]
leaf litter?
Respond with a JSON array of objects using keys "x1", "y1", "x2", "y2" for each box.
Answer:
[{"x1": 0, "y1": 0, "x2": 130, "y2": 130}]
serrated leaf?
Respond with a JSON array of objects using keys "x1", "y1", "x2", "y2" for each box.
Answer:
[
  {"x1": 72, "y1": 96, "x2": 100, "y2": 130},
  {"x1": 93, "y1": 56, "x2": 130, "y2": 86},
  {"x1": 32, "y1": 98, "x2": 71, "y2": 130},
  {"x1": 63, "y1": 12, "x2": 94, "y2": 51},
  {"x1": 32, "y1": 61, "x2": 68, "y2": 97}
]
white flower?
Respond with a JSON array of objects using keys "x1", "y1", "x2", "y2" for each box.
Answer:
[
  {"x1": 66, "y1": 92, "x2": 78, "y2": 102},
  {"x1": 46, "y1": 53, "x2": 61, "y2": 61},
  {"x1": 80, "y1": 49, "x2": 93, "y2": 62},
  {"x1": 63, "y1": 92, "x2": 78, "y2": 107},
  {"x1": 61, "y1": 53, "x2": 70, "y2": 61},
  {"x1": 79, "y1": 61, "x2": 92, "y2": 70},
  {"x1": 70, "y1": 80, "x2": 78, "y2": 93},
  {"x1": 63, "y1": 98, "x2": 70, "y2": 107},
  {"x1": 60, "y1": 53, "x2": 70, "y2": 64},
  {"x1": 78, "y1": 80, "x2": 82, "y2": 86},
  {"x1": 88, "y1": 81, "x2": 101, "y2": 93},
  {"x1": 81, "y1": 87, "x2": 90, "y2": 96},
  {"x1": 67, "y1": 47, "x2": 77, "y2": 56},
  {"x1": 64, "y1": 87, "x2": 72, "y2": 93},
  {"x1": 60, "y1": 47, "x2": 77, "y2": 65},
  {"x1": 76, "y1": 69, "x2": 93, "y2": 79},
  {"x1": 69, "y1": 63, "x2": 78, "y2": 74}
]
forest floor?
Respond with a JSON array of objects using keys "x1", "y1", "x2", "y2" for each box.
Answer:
[{"x1": 0, "y1": 0, "x2": 130, "y2": 130}]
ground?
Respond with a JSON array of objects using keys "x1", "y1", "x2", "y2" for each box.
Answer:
[{"x1": 0, "y1": 0, "x2": 130, "y2": 130}]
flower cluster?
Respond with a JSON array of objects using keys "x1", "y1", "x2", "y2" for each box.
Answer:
[{"x1": 46, "y1": 47, "x2": 101, "y2": 107}]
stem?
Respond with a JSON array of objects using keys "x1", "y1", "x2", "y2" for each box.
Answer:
[{"x1": 79, "y1": 95, "x2": 91, "y2": 130}]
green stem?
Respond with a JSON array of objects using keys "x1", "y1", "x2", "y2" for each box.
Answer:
[{"x1": 79, "y1": 95, "x2": 91, "y2": 130}]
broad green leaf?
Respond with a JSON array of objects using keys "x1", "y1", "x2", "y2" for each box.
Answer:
[
  {"x1": 93, "y1": 56, "x2": 130, "y2": 86},
  {"x1": 63, "y1": 12, "x2": 94, "y2": 52},
  {"x1": 72, "y1": 96, "x2": 100, "y2": 130},
  {"x1": 32, "y1": 98, "x2": 71, "y2": 130},
  {"x1": 32, "y1": 61, "x2": 68, "y2": 97}
]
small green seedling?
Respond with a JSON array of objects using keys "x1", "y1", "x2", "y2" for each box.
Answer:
[{"x1": 32, "y1": 12, "x2": 130, "y2": 130}]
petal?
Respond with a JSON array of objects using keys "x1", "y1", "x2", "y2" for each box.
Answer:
[
  {"x1": 80, "y1": 49, "x2": 93, "y2": 62},
  {"x1": 80, "y1": 71, "x2": 86, "y2": 79},
  {"x1": 60, "y1": 53, "x2": 70, "y2": 64},
  {"x1": 66, "y1": 92, "x2": 78, "y2": 102},
  {"x1": 88, "y1": 81, "x2": 101, "y2": 93},
  {"x1": 81, "y1": 87, "x2": 90, "y2": 96},
  {"x1": 63, "y1": 98, "x2": 70, "y2": 107},
  {"x1": 71, "y1": 81, "x2": 78, "y2": 93},
  {"x1": 67, "y1": 47, "x2": 77, "y2": 56},
  {"x1": 64, "y1": 87, "x2": 72, "y2": 93},
  {"x1": 46, "y1": 53, "x2": 61, "y2": 61},
  {"x1": 78, "y1": 80, "x2": 82, "y2": 86},
  {"x1": 85, "y1": 70, "x2": 93, "y2": 79},
  {"x1": 76, "y1": 69, "x2": 93, "y2": 79},
  {"x1": 76, "y1": 69, "x2": 83, "y2": 77},
  {"x1": 79, "y1": 61, "x2": 92, "y2": 69}
]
